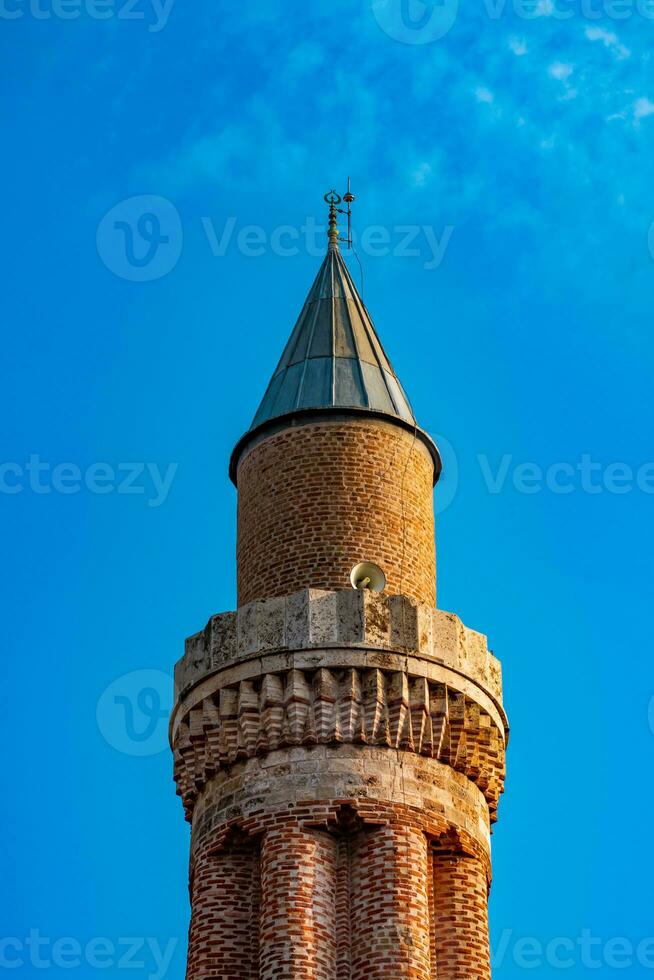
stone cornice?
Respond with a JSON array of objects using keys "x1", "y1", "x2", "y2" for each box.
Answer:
[{"x1": 175, "y1": 589, "x2": 504, "y2": 708}]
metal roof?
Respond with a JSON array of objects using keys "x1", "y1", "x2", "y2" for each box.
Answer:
[{"x1": 250, "y1": 247, "x2": 416, "y2": 429}]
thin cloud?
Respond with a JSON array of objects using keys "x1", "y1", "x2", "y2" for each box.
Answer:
[
  {"x1": 548, "y1": 62, "x2": 574, "y2": 80},
  {"x1": 584, "y1": 25, "x2": 630, "y2": 60},
  {"x1": 475, "y1": 86, "x2": 494, "y2": 104},
  {"x1": 634, "y1": 97, "x2": 654, "y2": 120}
]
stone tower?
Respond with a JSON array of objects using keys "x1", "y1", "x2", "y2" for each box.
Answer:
[{"x1": 171, "y1": 195, "x2": 508, "y2": 980}]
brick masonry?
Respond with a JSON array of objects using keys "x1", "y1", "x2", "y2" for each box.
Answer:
[
  {"x1": 186, "y1": 836, "x2": 261, "y2": 979},
  {"x1": 185, "y1": 798, "x2": 493, "y2": 980},
  {"x1": 432, "y1": 850, "x2": 491, "y2": 980},
  {"x1": 235, "y1": 419, "x2": 437, "y2": 607},
  {"x1": 172, "y1": 586, "x2": 507, "y2": 978},
  {"x1": 173, "y1": 411, "x2": 507, "y2": 979}
]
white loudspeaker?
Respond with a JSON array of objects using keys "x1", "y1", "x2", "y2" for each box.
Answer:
[{"x1": 350, "y1": 561, "x2": 386, "y2": 593}]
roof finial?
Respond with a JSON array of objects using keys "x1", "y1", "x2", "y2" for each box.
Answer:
[
  {"x1": 324, "y1": 190, "x2": 341, "y2": 251},
  {"x1": 324, "y1": 180, "x2": 356, "y2": 252}
]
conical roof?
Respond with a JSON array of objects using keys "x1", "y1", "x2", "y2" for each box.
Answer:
[
  {"x1": 250, "y1": 248, "x2": 415, "y2": 429},
  {"x1": 230, "y1": 238, "x2": 441, "y2": 485}
]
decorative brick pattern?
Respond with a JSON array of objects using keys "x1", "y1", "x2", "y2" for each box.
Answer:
[
  {"x1": 235, "y1": 419, "x2": 437, "y2": 607},
  {"x1": 257, "y1": 826, "x2": 338, "y2": 979},
  {"x1": 335, "y1": 838, "x2": 352, "y2": 976},
  {"x1": 350, "y1": 825, "x2": 432, "y2": 980},
  {"x1": 432, "y1": 850, "x2": 491, "y2": 980},
  {"x1": 186, "y1": 836, "x2": 261, "y2": 979},
  {"x1": 184, "y1": 801, "x2": 493, "y2": 980},
  {"x1": 173, "y1": 663, "x2": 505, "y2": 824}
]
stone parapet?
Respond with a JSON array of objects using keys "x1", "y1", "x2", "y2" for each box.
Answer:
[
  {"x1": 171, "y1": 591, "x2": 507, "y2": 829},
  {"x1": 175, "y1": 589, "x2": 503, "y2": 706}
]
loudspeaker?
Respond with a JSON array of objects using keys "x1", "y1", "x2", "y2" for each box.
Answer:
[{"x1": 350, "y1": 561, "x2": 386, "y2": 593}]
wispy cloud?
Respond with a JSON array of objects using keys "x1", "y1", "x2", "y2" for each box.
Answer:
[
  {"x1": 584, "y1": 25, "x2": 630, "y2": 60},
  {"x1": 475, "y1": 86, "x2": 494, "y2": 104},
  {"x1": 634, "y1": 96, "x2": 654, "y2": 120},
  {"x1": 548, "y1": 62, "x2": 574, "y2": 80},
  {"x1": 121, "y1": 1, "x2": 654, "y2": 302}
]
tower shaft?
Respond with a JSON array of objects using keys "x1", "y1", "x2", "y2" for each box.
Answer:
[
  {"x1": 236, "y1": 418, "x2": 436, "y2": 606},
  {"x1": 171, "y1": 209, "x2": 508, "y2": 979}
]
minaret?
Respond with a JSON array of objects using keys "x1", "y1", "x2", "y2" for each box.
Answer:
[{"x1": 171, "y1": 190, "x2": 508, "y2": 980}]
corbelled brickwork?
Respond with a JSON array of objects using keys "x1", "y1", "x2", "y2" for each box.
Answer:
[{"x1": 235, "y1": 419, "x2": 437, "y2": 606}]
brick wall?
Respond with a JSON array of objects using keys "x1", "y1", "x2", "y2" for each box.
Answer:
[
  {"x1": 259, "y1": 827, "x2": 337, "y2": 979},
  {"x1": 185, "y1": 805, "x2": 492, "y2": 980},
  {"x1": 350, "y1": 824, "x2": 432, "y2": 979},
  {"x1": 186, "y1": 836, "x2": 260, "y2": 979},
  {"x1": 235, "y1": 419, "x2": 436, "y2": 606},
  {"x1": 432, "y1": 850, "x2": 491, "y2": 980}
]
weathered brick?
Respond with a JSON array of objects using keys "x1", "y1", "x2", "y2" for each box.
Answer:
[{"x1": 236, "y1": 419, "x2": 437, "y2": 607}]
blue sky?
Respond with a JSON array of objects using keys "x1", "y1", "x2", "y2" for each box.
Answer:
[{"x1": 2, "y1": 1, "x2": 654, "y2": 976}]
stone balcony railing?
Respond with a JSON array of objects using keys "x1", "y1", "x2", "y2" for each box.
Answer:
[{"x1": 175, "y1": 589, "x2": 503, "y2": 706}]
